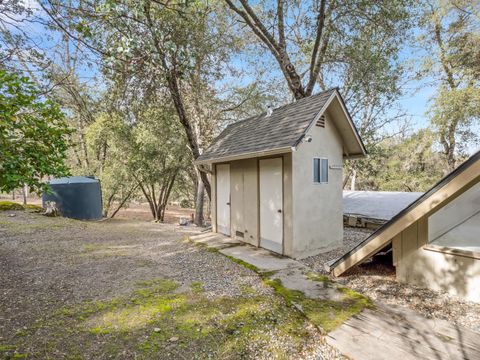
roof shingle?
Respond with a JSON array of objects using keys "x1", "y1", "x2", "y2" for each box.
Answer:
[{"x1": 196, "y1": 89, "x2": 336, "y2": 163}]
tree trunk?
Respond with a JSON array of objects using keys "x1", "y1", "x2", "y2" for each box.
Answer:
[
  {"x1": 350, "y1": 169, "x2": 356, "y2": 191},
  {"x1": 22, "y1": 185, "x2": 28, "y2": 205},
  {"x1": 343, "y1": 168, "x2": 352, "y2": 189},
  {"x1": 446, "y1": 149, "x2": 456, "y2": 172},
  {"x1": 159, "y1": 172, "x2": 178, "y2": 222},
  {"x1": 109, "y1": 185, "x2": 138, "y2": 219},
  {"x1": 194, "y1": 178, "x2": 205, "y2": 226},
  {"x1": 103, "y1": 190, "x2": 117, "y2": 217}
]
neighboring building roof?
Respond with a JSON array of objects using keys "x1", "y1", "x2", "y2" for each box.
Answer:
[
  {"x1": 329, "y1": 150, "x2": 480, "y2": 277},
  {"x1": 195, "y1": 88, "x2": 366, "y2": 164},
  {"x1": 343, "y1": 191, "x2": 423, "y2": 221}
]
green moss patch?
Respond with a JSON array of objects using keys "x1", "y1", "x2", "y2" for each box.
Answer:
[
  {"x1": 190, "y1": 281, "x2": 205, "y2": 294},
  {"x1": 0, "y1": 201, "x2": 43, "y2": 212},
  {"x1": 264, "y1": 277, "x2": 373, "y2": 333},
  {"x1": 306, "y1": 272, "x2": 332, "y2": 286},
  {"x1": 81, "y1": 243, "x2": 137, "y2": 257},
  {"x1": 23, "y1": 204, "x2": 44, "y2": 212},
  {"x1": 7, "y1": 278, "x2": 315, "y2": 359},
  {"x1": 0, "y1": 344, "x2": 28, "y2": 359},
  {"x1": 0, "y1": 201, "x2": 25, "y2": 211},
  {"x1": 223, "y1": 255, "x2": 261, "y2": 273}
]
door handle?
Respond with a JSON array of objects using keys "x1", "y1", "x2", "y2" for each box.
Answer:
[
  {"x1": 227, "y1": 202, "x2": 231, "y2": 205},
  {"x1": 277, "y1": 209, "x2": 282, "y2": 213}
]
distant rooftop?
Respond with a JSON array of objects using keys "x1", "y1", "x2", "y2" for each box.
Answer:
[{"x1": 343, "y1": 190, "x2": 423, "y2": 221}]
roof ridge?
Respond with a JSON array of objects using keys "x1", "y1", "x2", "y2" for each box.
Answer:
[
  {"x1": 222, "y1": 87, "x2": 337, "y2": 130},
  {"x1": 269, "y1": 87, "x2": 337, "y2": 113}
]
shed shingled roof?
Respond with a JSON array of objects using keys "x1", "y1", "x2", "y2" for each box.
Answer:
[{"x1": 196, "y1": 89, "x2": 338, "y2": 163}]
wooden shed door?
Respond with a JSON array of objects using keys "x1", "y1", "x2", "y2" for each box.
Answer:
[
  {"x1": 259, "y1": 158, "x2": 283, "y2": 253},
  {"x1": 216, "y1": 164, "x2": 231, "y2": 236}
]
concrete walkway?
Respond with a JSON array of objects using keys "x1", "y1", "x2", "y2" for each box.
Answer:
[
  {"x1": 188, "y1": 232, "x2": 480, "y2": 360},
  {"x1": 328, "y1": 303, "x2": 480, "y2": 360}
]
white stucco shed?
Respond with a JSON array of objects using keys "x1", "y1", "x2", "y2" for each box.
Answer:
[{"x1": 195, "y1": 89, "x2": 366, "y2": 259}]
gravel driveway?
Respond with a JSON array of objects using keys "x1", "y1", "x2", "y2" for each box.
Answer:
[{"x1": 0, "y1": 211, "x2": 334, "y2": 359}]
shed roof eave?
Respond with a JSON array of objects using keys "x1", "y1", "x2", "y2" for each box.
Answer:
[
  {"x1": 333, "y1": 90, "x2": 367, "y2": 157},
  {"x1": 343, "y1": 153, "x2": 366, "y2": 160},
  {"x1": 194, "y1": 146, "x2": 293, "y2": 165}
]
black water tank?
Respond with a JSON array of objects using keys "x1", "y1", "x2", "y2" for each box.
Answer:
[{"x1": 42, "y1": 176, "x2": 103, "y2": 220}]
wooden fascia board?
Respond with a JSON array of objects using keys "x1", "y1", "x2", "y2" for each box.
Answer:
[
  {"x1": 332, "y1": 158, "x2": 480, "y2": 277},
  {"x1": 298, "y1": 91, "x2": 366, "y2": 158},
  {"x1": 333, "y1": 90, "x2": 367, "y2": 157},
  {"x1": 194, "y1": 146, "x2": 292, "y2": 165}
]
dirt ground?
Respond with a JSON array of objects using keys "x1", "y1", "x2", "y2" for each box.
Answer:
[
  {"x1": 0, "y1": 210, "x2": 333, "y2": 360},
  {"x1": 114, "y1": 203, "x2": 199, "y2": 224},
  {"x1": 2, "y1": 195, "x2": 196, "y2": 225}
]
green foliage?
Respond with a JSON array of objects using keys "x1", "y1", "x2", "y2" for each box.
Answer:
[
  {"x1": 430, "y1": 86, "x2": 480, "y2": 154},
  {"x1": 346, "y1": 129, "x2": 448, "y2": 191},
  {"x1": 180, "y1": 199, "x2": 193, "y2": 208},
  {"x1": 86, "y1": 100, "x2": 190, "y2": 219},
  {"x1": 85, "y1": 112, "x2": 134, "y2": 215},
  {"x1": 0, "y1": 70, "x2": 72, "y2": 194},
  {"x1": 418, "y1": 1, "x2": 480, "y2": 168}
]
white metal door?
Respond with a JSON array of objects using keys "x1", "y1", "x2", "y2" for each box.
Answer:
[
  {"x1": 216, "y1": 164, "x2": 231, "y2": 236},
  {"x1": 259, "y1": 158, "x2": 283, "y2": 253}
]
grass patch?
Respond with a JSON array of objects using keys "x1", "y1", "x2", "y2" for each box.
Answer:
[
  {"x1": 0, "y1": 201, "x2": 43, "y2": 212},
  {"x1": 23, "y1": 204, "x2": 44, "y2": 212},
  {"x1": 9, "y1": 278, "x2": 314, "y2": 359},
  {"x1": 0, "y1": 201, "x2": 24, "y2": 211},
  {"x1": 0, "y1": 344, "x2": 28, "y2": 359},
  {"x1": 190, "y1": 281, "x2": 204, "y2": 294},
  {"x1": 213, "y1": 246, "x2": 372, "y2": 334}
]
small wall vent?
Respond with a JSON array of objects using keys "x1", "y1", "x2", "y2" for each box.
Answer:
[
  {"x1": 316, "y1": 114, "x2": 326, "y2": 128},
  {"x1": 235, "y1": 231, "x2": 244, "y2": 238}
]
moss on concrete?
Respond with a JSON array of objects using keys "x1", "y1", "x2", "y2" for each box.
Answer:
[
  {"x1": 306, "y1": 272, "x2": 332, "y2": 286},
  {"x1": 223, "y1": 255, "x2": 261, "y2": 273},
  {"x1": 263, "y1": 277, "x2": 373, "y2": 333}
]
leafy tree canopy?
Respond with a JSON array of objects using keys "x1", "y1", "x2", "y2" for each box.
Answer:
[{"x1": 0, "y1": 70, "x2": 72, "y2": 193}]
